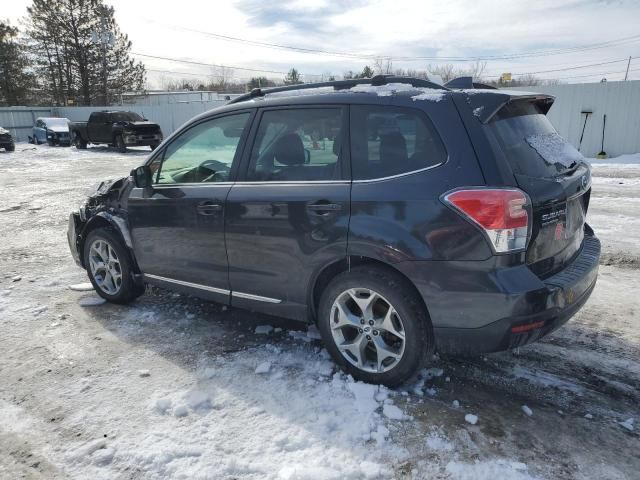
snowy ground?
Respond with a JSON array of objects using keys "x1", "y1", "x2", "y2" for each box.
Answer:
[{"x1": 0, "y1": 145, "x2": 638, "y2": 480}]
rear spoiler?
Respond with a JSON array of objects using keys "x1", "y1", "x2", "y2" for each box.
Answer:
[{"x1": 465, "y1": 91, "x2": 555, "y2": 124}]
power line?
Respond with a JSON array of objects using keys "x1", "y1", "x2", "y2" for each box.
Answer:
[
  {"x1": 133, "y1": 52, "x2": 295, "y2": 76},
  {"x1": 484, "y1": 57, "x2": 638, "y2": 77},
  {"x1": 143, "y1": 22, "x2": 640, "y2": 62}
]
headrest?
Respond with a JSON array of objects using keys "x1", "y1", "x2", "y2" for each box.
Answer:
[
  {"x1": 380, "y1": 131, "x2": 408, "y2": 164},
  {"x1": 274, "y1": 133, "x2": 305, "y2": 166}
]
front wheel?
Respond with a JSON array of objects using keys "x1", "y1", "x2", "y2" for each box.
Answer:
[
  {"x1": 317, "y1": 266, "x2": 433, "y2": 387},
  {"x1": 5, "y1": 144, "x2": 15, "y2": 152},
  {"x1": 74, "y1": 135, "x2": 87, "y2": 149},
  {"x1": 115, "y1": 135, "x2": 126, "y2": 153},
  {"x1": 83, "y1": 227, "x2": 143, "y2": 304}
]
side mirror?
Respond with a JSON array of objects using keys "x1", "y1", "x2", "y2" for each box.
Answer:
[{"x1": 131, "y1": 165, "x2": 152, "y2": 188}]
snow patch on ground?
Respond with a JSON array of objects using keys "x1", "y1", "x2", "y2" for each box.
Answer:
[
  {"x1": 78, "y1": 295, "x2": 106, "y2": 307},
  {"x1": 68, "y1": 282, "x2": 94, "y2": 291},
  {"x1": 446, "y1": 459, "x2": 536, "y2": 480}
]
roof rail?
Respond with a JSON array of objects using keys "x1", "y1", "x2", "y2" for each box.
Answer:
[{"x1": 227, "y1": 75, "x2": 448, "y2": 105}]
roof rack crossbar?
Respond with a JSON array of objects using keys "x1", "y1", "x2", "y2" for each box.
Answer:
[{"x1": 227, "y1": 75, "x2": 447, "y2": 105}]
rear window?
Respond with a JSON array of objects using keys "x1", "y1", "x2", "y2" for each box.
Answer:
[
  {"x1": 488, "y1": 101, "x2": 584, "y2": 178},
  {"x1": 350, "y1": 105, "x2": 447, "y2": 180}
]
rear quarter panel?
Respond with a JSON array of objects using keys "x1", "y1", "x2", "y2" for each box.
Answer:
[{"x1": 348, "y1": 94, "x2": 491, "y2": 263}]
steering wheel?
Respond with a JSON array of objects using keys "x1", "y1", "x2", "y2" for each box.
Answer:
[{"x1": 198, "y1": 159, "x2": 230, "y2": 182}]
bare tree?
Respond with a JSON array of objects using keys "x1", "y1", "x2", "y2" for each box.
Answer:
[{"x1": 374, "y1": 57, "x2": 393, "y2": 75}]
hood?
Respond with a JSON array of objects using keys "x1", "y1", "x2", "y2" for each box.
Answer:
[
  {"x1": 48, "y1": 125, "x2": 70, "y2": 133},
  {"x1": 85, "y1": 176, "x2": 129, "y2": 198},
  {"x1": 121, "y1": 121, "x2": 160, "y2": 129}
]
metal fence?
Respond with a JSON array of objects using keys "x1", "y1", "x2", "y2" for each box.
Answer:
[
  {"x1": 0, "y1": 107, "x2": 54, "y2": 142},
  {"x1": 506, "y1": 80, "x2": 640, "y2": 158},
  {"x1": 2, "y1": 80, "x2": 640, "y2": 157}
]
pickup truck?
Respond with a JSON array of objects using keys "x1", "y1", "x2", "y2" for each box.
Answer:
[{"x1": 70, "y1": 111, "x2": 163, "y2": 152}]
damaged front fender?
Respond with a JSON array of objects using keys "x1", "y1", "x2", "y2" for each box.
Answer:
[{"x1": 67, "y1": 175, "x2": 138, "y2": 270}]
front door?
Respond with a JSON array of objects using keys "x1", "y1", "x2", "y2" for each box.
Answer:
[
  {"x1": 225, "y1": 106, "x2": 350, "y2": 318},
  {"x1": 128, "y1": 111, "x2": 253, "y2": 302}
]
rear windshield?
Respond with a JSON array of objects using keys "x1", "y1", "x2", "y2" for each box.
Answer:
[{"x1": 488, "y1": 101, "x2": 584, "y2": 178}]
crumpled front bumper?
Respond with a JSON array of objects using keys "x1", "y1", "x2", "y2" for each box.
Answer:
[{"x1": 67, "y1": 212, "x2": 83, "y2": 266}]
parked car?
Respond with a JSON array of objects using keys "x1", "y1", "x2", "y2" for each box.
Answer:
[
  {"x1": 70, "y1": 111, "x2": 163, "y2": 152},
  {"x1": 31, "y1": 117, "x2": 72, "y2": 146},
  {"x1": 0, "y1": 126, "x2": 15, "y2": 151},
  {"x1": 66, "y1": 76, "x2": 600, "y2": 386}
]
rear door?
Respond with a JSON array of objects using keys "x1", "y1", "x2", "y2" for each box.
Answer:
[
  {"x1": 225, "y1": 106, "x2": 350, "y2": 317},
  {"x1": 128, "y1": 111, "x2": 254, "y2": 302},
  {"x1": 486, "y1": 100, "x2": 591, "y2": 277},
  {"x1": 88, "y1": 113, "x2": 106, "y2": 143}
]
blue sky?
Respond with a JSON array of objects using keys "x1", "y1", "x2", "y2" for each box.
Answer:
[{"x1": 4, "y1": 0, "x2": 640, "y2": 86}]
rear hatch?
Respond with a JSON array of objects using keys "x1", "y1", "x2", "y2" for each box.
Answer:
[{"x1": 486, "y1": 99, "x2": 591, "y2": 278}]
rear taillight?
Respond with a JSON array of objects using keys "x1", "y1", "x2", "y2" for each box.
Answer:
[{"x1": 443, "y1": 188, "x2": 530, "y2": 253}]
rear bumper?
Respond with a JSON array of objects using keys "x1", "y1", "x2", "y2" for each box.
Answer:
[{"x1": 398, "y1": 231, "x2": 600, "y2": 355}]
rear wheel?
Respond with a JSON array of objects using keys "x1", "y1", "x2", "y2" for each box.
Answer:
[
  {"x1": 83, "y1": 227, "x2": 143, "y2": 304},
  {"x1": 5, "y1": 144, "x2": 15, "y2": 152},
  {"x1": 115, "y1": 135, "x2": 126, "y2": 153},
  {"x1": 317, "y1": 266, "x2": 432, "y2": 386}
]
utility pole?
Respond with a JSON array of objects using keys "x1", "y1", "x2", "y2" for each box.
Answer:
[{"x1": 624, "y1": 56, "x2": 631, "y2": 81}]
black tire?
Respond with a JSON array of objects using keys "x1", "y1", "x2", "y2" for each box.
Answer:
[
  {"x1": 47, "y1": 140, "x2": 54, "y2": 147},
  {"x1": 83, "y1": 227, "x2": 143, "y2": 304},
  {"x1": 74, "y1": 135, "x2": 87, "y2": 149},
  {"x1": 5, "y1": 144, "x2": 15, "y2": 152},
  {"x1": 115, "y1": 135, "x2": 126, "y2": 153},
  {"x1": 317, "y1": 266, "x2": 433, "y2": 387},
  {"x1": 150, "y1": 143, "x2": 158, "y2": 151}
]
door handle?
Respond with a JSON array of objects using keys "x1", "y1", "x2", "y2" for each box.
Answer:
[
  {"x1": 197, "y1": 201, "x2": 223, "y2": 215},
  {"x1": 306, "y1": 202, "x2": 343, "y2": 214}
]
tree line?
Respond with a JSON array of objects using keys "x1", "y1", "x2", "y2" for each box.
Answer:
[
  {"x1": 0, "y1": 0, "x2": 144, "y2": 107},
  {"x1": 160, "y1": 61, "x2": 559, "y2": 94}
]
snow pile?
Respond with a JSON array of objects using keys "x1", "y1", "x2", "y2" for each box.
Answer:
[
  {"x1": 64, "y1": 344, "x2": 409, "y2": 479},
  {"x1": 525, "y1": 133, "x2": 584, "y2": 168},
  {"x1": 522, "y1": 405, "x2": 533, "y2": 417}
]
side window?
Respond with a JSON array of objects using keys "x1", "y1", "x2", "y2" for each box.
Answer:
[
  {"x1": 247, "y1": 108, "x2": 345, "y2": 181},
  {"x1": 91, "y1": 113, "x2": 104, "y2": 124},
  {"x1": 155, "y1": 113, "x2": 250, "y2": 184},
  {"x1": 350, "y1": 105, "x2": 447, "y2": 180}
]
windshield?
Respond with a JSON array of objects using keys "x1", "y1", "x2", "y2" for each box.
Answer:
[
  {"x1": 488, "y1": 101, "x2": 584, "y2": 178},
  {"x1": 112, "y1": 112, "x2": 143, "y2": 122},
  {"x1": 44, "y1": 118, "x2": 69, "y2": 128}
]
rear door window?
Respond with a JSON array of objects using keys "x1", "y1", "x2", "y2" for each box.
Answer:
[
  {"x1": 350, "y1": 105, "x2": 447, "y2": 180},
  {"x1": 247, "y1": 108, "x2": 345, "y2": 181},
  {"x1": 488, "y1": 101, "x2": 584, "y2": 178}
]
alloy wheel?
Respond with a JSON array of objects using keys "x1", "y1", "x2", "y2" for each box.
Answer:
[
  {"x1": 330, "y1": 288, "x2": 406, "y2": 373},
  {"x1": 88, "y1": 239, "x2": 123, "y2": 295}
]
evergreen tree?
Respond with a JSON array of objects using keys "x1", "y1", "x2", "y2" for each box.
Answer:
[
  {"x1": 26, "y1": 0, "x2": 145, "y2": 106},
  {"x1": 283, "y1": 68, "x2": 302, "y2": 85},
  {"x1": 0, "y1": 21, "x2": 35, "y2": 106}
]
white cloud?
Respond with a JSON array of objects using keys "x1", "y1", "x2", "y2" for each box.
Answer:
[{"x1": 4, "y1": 0, "x2": 640, "y2": 86}]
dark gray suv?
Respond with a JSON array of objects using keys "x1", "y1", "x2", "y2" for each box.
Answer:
[{"x1": 67, "y1": 76, "x2": 600, "y2": 386}]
